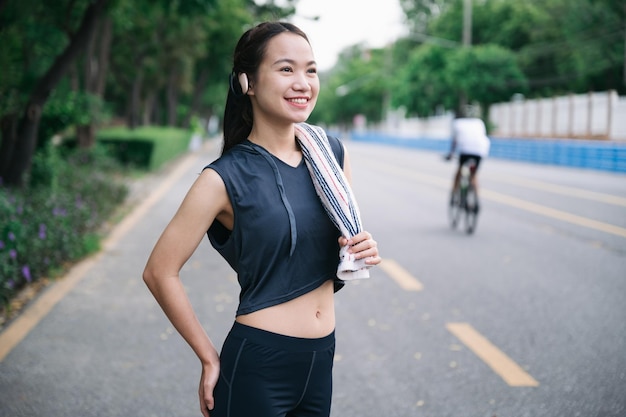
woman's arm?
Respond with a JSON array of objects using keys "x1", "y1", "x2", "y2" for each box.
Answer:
[
  {"x1": 142, "y1": 168, "x2": 230, "y2": 415},
  {"x1": 340, "y1": 146, "x2": 381, "y2": 266}
]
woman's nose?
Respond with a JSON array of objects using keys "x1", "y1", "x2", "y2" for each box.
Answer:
[{"x1": 292, "y1": 72, "x2": 312, "y2": 91}]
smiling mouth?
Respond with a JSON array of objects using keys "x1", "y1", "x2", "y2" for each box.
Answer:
[{"x1": 287, "y1": 98, "x2": 308, "y2": 104}]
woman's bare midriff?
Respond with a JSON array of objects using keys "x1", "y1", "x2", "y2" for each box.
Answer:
[{"x1": 235, "y1": 279, "x2": 335, "y2": 338}]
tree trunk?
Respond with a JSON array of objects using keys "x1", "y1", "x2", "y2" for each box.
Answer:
[
  {"x1": 77, "y1": 16, "x2": 112, "y2": 148},
  {"x1": 166, "y1": 70, "x2": 180, "y2": 127},
  {"x1": 182, "y1": 67, "x2": 209, "y2": 128},
  {"x1": 69, "y1": 63, "x2": 80, "y2": 91},
  {"x1": 76, "y1": 124, "x2": 96, "y2": 148},
  {"x1": 0, "y1": 114, "x2": 19, "y2": 181},
  {"x1": 77, "y1": 17, "x2": 98, "y2": 148},
  {"x1": 0, "y1": 0, "x2": 9, "y2": 14},
  {"x1": 6, "y1": 104, "x2": 42, "y2": 185},
  {"x1": 2, "y1": 0, "x2": 109, "y2": 187},
  {"x1": 128, "y1": 72, "x2": 143, "y2": 129},
  {"x1": 95, "y1": 18, "x2": 112, "y2": 96},
  {"x1": 457, "y1": 92, "x2": 468, "y2": 117},
  {"x1": 143, "y1": 91, "x2": 157, "y2": 126}
]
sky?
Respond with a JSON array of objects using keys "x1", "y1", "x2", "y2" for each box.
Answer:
[{"x1": 290, "y1": 0, "x2": 408, "y2": 71}]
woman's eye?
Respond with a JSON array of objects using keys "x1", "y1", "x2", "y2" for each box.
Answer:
[
  {"x1": 280, "y1": 67, "x2": 293, "y2": 72},
  {"x1": 307, "y1": 68, "x2": 317, "y2": 74}
]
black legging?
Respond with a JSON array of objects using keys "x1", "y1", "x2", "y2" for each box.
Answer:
[{"x1": 211, "y1": 322, "x2": 336, "y2": 417}]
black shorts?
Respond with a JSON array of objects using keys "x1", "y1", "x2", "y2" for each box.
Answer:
[
  {"x1": 459, "y1": 154, "x2": 482, "y2": 170},
  {"x1": 211, "y1": 322, "x2": 336, "y2": 417}
]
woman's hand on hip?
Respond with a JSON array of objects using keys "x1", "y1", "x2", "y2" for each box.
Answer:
[{"x1": 199, "y1": 360, "x2": 220, "y2": 417}]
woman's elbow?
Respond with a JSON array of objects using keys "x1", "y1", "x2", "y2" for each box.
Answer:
[{"x1": 142, "y1": 265, "x2": 158, "y2": 289}]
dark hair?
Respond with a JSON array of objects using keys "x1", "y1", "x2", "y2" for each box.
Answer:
[{"x1": 222, "y1": 21, "x2": 309, "y2": 154}]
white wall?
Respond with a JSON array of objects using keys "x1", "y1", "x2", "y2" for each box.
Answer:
[
  {"x1": 362, "y1": 90, "x2": 625, "y2": 141},
  {"x1": 489, "y1": 90, "x2": 625, "y2": 141}
]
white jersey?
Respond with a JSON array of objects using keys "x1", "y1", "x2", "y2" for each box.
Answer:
[{"x1": 452, "y1": 118, "x2": 490, "y2": 157}]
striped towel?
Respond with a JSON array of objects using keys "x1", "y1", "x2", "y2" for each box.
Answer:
[{"x1": 295, "y1": 123, "x2": 371, "y2": 281}]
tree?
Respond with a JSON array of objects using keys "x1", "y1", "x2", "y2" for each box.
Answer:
[
  {"x1": 106, "y1": 0, "x2": 295, "y2": 129},
  {"x1": 0, "y1": 0, "x2": 302, "y2": 188},
  {"x1": 392, "y1": 41, "x2": 525, "y2": 119},
  {"x1": 73, "y1": 14, "x2": 113, "y2": 147},
  {"x1": 182, "y1": 0, "x2": 253, "y2": 128},
  {"x1": 313, "y1": 45, "x2": 390, "y2": 127},
  {"x1": 521, "y1": 0, "x2": 625, "y2": 94},
  {"x1": 0, "y1": 0, "x2": 110, "y2": 187},
  {"x1": 446, "y1": 44, "x2": 527, "y2": 117},
  {"x1": 426, "y1": 0, "x2": 625, "y2": 96},
  {"x1": 323, "y1": 0, "x2": 623, "y2": 120},
  {"x1": 399, "y1": 0, "x2": 451, "y2": 33},
  {"x1": 393, "y1": 44, "x2": 455, "y2": 116}
]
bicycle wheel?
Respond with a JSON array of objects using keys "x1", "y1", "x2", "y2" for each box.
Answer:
[
  {"x1": 448, "y1": 189, "x2": 462, "y2": 229},
  {"x1": 464, "y1": 185, "x2": 479, "y2": 234}
]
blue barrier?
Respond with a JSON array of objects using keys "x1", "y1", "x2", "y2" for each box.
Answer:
[{"x1": 349, "y1": 132, "x2": 626, "y2": 174}]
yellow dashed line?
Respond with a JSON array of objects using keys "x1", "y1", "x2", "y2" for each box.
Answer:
[
  {"x1": 375, "y1": 161, "x2": 626, "y2": 238},
  {"x1": 379, "y1": 258, "x2": 423, "y2": 291},
  {"x1": 491, "y1": 175, "x2": 626, "y2": 208},
  {"x1": 481, "y1": 189, "x2": 626, "y2": 238},
  {"x1": 447, "y1": 322, "x2": 539, "y2": 387}
]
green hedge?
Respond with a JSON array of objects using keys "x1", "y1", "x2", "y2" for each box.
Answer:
[{"x1": 97, "y1": 126, "x2": 193, "y2": 170}]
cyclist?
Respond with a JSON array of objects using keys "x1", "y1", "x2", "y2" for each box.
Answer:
[{"x1": 445, "y1": 113, "x2": 490, "y2": 211}]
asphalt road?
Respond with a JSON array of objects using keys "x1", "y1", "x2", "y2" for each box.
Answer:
[{"x1": 1, "y1": 137, "x2": 625, "y2": 417}]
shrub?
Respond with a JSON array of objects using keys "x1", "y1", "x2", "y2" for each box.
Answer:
[
  {"x1": 96, "y1": 126, "x2": 192, "y2": 170},
  {"x1": 0, "y1": 144, "x2": 128, "y2": 305},
  {"x1": 38, "y1": 89, "x2": 111, "y2": 149}
]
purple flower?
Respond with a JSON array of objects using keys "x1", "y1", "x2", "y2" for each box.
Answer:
[
  {"x1": 22, "y1": 265, "x2": 31, "y2": 283},
  {"x1": 9, "y1": 249, "x2": 17, "y2": 259},
  {"x1": 0, "y1": 240, "x2": 4, "y2": 250},
  {"x1": 16, "y1": 205, "x2": 23, "y2": 215},
  {"x1": 6, "y1": 280, "x2": 14, "y2": 289},
  {"x1": 38, "y1": 223, "x2": 47, "y2": 239},
  {"x1": 8, "y1": 232, "x2": 15, "y2": 241},
  {"x1": 53, "y1": 207, "x2": 67, "y2": 217}
]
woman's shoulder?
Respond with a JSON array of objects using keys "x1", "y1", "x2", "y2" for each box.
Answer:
[
  {"x1": 325, "y1": 133, "x2": 345, "y2": 168},
  {"x1": 205, "y1": 143, "x2": 257, "y2": 168}
]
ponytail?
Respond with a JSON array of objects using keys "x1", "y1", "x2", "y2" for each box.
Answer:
[{"x1": 222, "y1": 72, "x2": 253, "y2": 154}]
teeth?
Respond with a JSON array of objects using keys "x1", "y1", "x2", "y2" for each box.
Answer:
[{"x1": 289, "y1": 98, "x2": 307, "y2": 104}]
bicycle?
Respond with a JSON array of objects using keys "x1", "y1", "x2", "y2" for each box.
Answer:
[{"x1": 447, "y1": 156, "x2": 480, "y2": 234}]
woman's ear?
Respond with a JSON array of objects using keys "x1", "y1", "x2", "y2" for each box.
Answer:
[
  {"x1": 245, "y1": 77, "x2": 254, "y2": 96},
  {"x1": 238, "y1": 73, "x2": 249, "y2": 94}
]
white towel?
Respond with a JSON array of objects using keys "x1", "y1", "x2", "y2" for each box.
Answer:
[{"x1": 295, "y1": 123, "x2": 371, "y2": 281}]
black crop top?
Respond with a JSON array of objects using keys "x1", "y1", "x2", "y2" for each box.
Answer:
[{"x1": 205, "y1": 135, "x2": 345, "y2": 316}]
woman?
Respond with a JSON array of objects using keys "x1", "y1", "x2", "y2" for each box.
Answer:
[{"x1": 143, "y1": 21, "x2": 380, "y2": 417}]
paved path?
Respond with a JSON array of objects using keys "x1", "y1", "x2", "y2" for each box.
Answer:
[{"x1": 2, "y1": 138, "x2": 625, "y2": 417}]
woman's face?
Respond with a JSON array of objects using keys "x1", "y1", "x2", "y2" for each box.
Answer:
[{"x1": 248, "y1": 32, "x2": 319, "y2": 126}]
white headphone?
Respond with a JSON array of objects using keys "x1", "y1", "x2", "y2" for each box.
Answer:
[{"x1": 238, "y1": 73, "x2": 249, "y2": 94}]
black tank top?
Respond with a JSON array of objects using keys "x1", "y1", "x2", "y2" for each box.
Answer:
[{"x1": 205, "y1": 135, "x2": 345, "y2": 316}]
